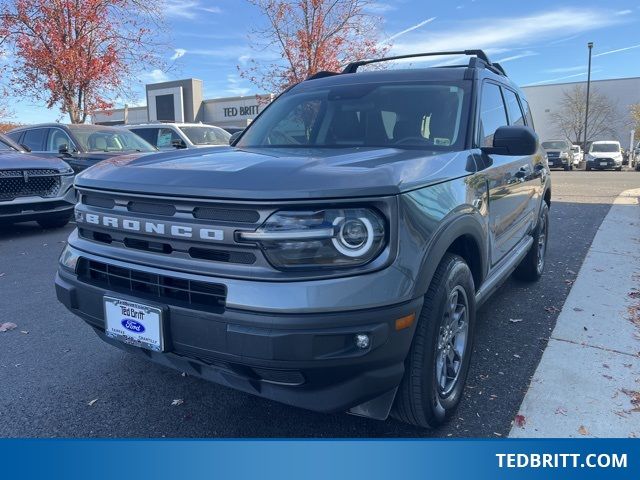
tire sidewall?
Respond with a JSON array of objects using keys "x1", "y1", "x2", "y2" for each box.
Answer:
[{"x1": 423, "y1": 258, "x2": 476, "y2": 423}]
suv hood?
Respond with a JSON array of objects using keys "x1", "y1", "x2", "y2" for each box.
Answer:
[
  {"x1": 589, "y1": 152, "x2": 621, "y2": 159},
  {"x1": 75, "y1": 147, "x2": 472, "y2": 200},
  {"x1": 0, "y1": 151, "x2": 71, "y2": 170}
]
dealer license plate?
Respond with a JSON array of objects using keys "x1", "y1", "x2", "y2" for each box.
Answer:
[
  {"x1": 548, "y1": 161, "x2": 554, "y2": 166},
  {"x1": 600, "y1": 161, "x2": 608, "y2": 166},
  {"x1": 104, "y1": 297, "x2": 163, "y2": 351}
]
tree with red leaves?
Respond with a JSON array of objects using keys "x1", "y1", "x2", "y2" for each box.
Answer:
[
  {"x1": 240, "y1": 0, "x2": 389, "y2": 94},
  {"x1": 0, "y1": 0, "x2": 166, "y2": 123}
]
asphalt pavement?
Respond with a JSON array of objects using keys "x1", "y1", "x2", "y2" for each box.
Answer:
[{"x1": 1, "y1": 170, "x2": 638, "y2": 438}]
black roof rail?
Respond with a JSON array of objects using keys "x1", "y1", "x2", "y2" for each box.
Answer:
[
  {"x1": 342, "y1": 50, "x2": 506, "y2": 77},
  {"x1": 491, "y1": 62, "x2": 507, "y2": 76},
  {"x1": 306, "y1": 71, "x2": 340, "y2": 81}
]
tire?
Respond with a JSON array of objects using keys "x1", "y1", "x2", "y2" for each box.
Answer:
[
  {"x1": 586, "y1": 165, "x2": 591, "y2": 171},
  {"x1": 616, "y1": 167, "x2": 622, "y2": 171},
  {"x1": 514, "y1": 203, "x2": 549, "y2": 281},
  {"x1": 392, "y1": 253, "x2": 476, "y2": 428},
  {"x1": 37, "y1": 214, "x2": 71, "y2": 229},
  {"x1": 563, "y1": 164, "x2": 570, "y2": 171}
]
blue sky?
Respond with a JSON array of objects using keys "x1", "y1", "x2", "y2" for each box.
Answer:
[{"x1": 6, "y1": 0, "x2": 640, "y2": 123}]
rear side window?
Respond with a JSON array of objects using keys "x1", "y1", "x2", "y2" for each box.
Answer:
[
  {"x1": 502, "y1": 89, "x2": 525, "y2": 126},
  {"x1": 21, "y1": 128, "x2": 48, "y2": 151},
  {"x1": 129, "y1": 128, "x2": 159, "y2": 145},
  {"x1": 521, "y1": 99, "x2": 534, "y2": 129},
  {"x1": 478, "y1": 83, "x2": 508, "y2": 147}
]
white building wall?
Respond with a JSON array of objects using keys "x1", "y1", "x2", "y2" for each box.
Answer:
[
  {"x1": 522, "y1": 77, "x2": 640, "y2": 149},
  {"x1": 202, "y1": 94, "x2": 273, "y2": 128},
  {"x1": 92, "y1": 106, "x2": 148, "y2": 125}
]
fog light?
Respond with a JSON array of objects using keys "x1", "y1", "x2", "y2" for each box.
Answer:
[{"x1": 355, "y1": 334, "x2": 370, "y2": 349}]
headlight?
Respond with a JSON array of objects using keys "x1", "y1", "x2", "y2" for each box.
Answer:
[
  {"x1": 560, "y1": 152, "x2": 568, "y2": 159},
  {"x1": 238, "y1": 208, "x2": 386, "y2": 270},
  {"x1": 59, "y1": 245, "x2": 80, "y2": 272}
]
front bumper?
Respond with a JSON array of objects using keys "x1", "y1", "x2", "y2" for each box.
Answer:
[
  {"x1": 546, "y1": 157, "x2": 568, "y2": 168},
  {"x1": 55, "y1": 265, "x2": 422, "y2": 414},
  {"x1": 0, "y1": 186, "x2": 76, "y2": 222},
  {"x1": 587, "y1": 158, "x2": 621, "y2": 170}
]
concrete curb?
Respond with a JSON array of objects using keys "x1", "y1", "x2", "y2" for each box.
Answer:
[{"x1": 510, "y1": 188, "x2": 640, "y2": 438}]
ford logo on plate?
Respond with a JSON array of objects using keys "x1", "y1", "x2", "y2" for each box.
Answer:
[{"x1": 121, "y1": 319, "x2": 145, "y2": 333}]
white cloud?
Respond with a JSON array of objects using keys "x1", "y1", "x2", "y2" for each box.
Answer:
[
  {"x1": 164, "y1": 1, "x2": 223, "y2": 20},
  {"x1": 544, "y1": 65, "x2": 586, "y2": 74},
  {"x1": 616, "y1": 9, "x2": 633, "y2": 15},
  {"x1": 594, "y1": 43, "x2": 640, "y2": 57},
  {"x1": 383, "y1": 17, "x2": 437, "y2": 43},
  {"x1": 225, "y1": 74, "x2": 250, "y2": 96},
  {"x1": 238, "y1": 54, "x2": 251, "y2": 65},
  {"x1": 524, "y1": 69, "x2": 603, "y2": 86},
  {"x1": 139, "y1": 69, "x2": 169, "y2": 84},
  {"x1": 171, "y1": 48, "x2": 187, "y2": 60},
  {"x1": 495, "y1": 51, "x2": 538, "y2": 63},
  {"x1": 391, "y1": 8, "x2": 626, "y2": 55},
  {"x1": 365, "y1": 2, "x2": 396, "y2": 14}
]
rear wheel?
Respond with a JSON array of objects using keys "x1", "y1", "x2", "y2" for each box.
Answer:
[
  {"x1": 514, "y1": 203, "x2": 549, "y2": 281},
  {"x1": 392, "y1": 253, "x2": 476, "y2": 428},
  {"x1": 37, "y1": 214, "x2": 71, "y2": 229}
]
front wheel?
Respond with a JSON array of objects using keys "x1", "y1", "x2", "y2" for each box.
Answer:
[
  {"x1": 514, "y1": 203, "x2": 549, "y2": 281},
  {"x1": 392, "y1": 254, "x2": 476, "y2": 428}
]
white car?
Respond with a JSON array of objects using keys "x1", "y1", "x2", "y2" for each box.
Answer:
[
  {"x1": 125, "y1": 123, "x2": 231, "y2": 150},
  {"x1": 570, "y1": 144, "x2": 582, "y2": 166},
  {"x1": 585, "y1": 141, "x2": 623, "y2": 171}
]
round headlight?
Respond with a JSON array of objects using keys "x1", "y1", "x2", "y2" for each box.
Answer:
[{"x1": 332, "y1": 216, "x2": 374, "y2": 257}]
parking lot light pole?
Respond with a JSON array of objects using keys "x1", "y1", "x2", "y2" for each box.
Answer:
[{"x1": 583, "y1": 42, "x2": 594, "y2": 159}]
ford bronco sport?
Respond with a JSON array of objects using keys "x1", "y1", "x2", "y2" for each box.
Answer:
[{"x1": 55, "y1": 50, "x2": 551, "y2": 428}]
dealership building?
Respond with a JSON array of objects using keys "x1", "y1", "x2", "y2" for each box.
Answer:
[{"x1": 93, "y1": 76, "x2": 640, "y2": 148}]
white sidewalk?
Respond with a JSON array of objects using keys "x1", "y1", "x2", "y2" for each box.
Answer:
[{"x1": 510, "y1": 188, "x2": 640, "y2": 438}]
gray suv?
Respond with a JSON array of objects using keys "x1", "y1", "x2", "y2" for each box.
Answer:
[{"x1": 55, "y1": 50, "x2": 550, "y2": 428}]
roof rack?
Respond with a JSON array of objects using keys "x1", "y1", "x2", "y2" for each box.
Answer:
[{"x1": 341, "y1": 50, "x2": 506, "y2": 77}]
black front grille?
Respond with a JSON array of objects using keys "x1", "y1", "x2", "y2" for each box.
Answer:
[
  {"x1": 0, "y1": 170, "x2": 61, "y2": 200},
  {"x1": 77, "y1": 259, "x2": 226, "y2": 310},
  {"x1": 128, "y1": 201, "x2": 177, "y2": 216},
  {"x1": 193, "y1": 207, "x2": 260, "y2": 223}
]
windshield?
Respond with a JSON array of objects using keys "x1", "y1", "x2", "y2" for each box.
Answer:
[
  {"x1": 542, "y1": 141, "x2": 569, "y2": 150},
  {"x1": 0, "y1": 133, "x2": 21, "y2": 152},
  {"x1": 237, "y1": 82, "x2": 469, "y2": 149},
  {"x1": 570, "y1": 146, "x2": 579, "y2": 152},
  {"x1": 590, "y1": 143, "x2": 620, "y2": 153},
  {"x1": 179, "y1": 126, "x2": 231, "y2": 146},
  {"x1": 72, "y1": 128, "x2": 156, "y2": 153}
]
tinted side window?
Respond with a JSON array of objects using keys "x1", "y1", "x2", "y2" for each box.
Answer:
[
  {"x1": 47, "y1": 129, "x2": 74, "y2": 152},
  {"x1": 502, "y1": 89, "x2": 525, "y2": 126},
  {"x1": 129, "y1": 128, "x2": 158, "y2": 146},
  {"x1": 479, "y1": 83, "x2": 508, "y2": 147},
  {"x1": 521, "y1": 99, "x2": 534, "y2": 129},
  {"x1": 157, "y1": 128, "x2": 182, "y2": 148},
  {"x1": 6, "y1": 131, "x2": 22, "y2": 144},
  {"x1": 22, "y1": 128, "x2": 48, "y2": 151}
]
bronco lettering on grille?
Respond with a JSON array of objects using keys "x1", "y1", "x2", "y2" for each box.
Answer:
[{"x1": 77, "y1": 212, "x2": 224, "y2": 241}]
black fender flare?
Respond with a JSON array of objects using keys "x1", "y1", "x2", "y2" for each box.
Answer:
[{"x1": 414, "y1": 211, "x2": 488, "y2": 298}]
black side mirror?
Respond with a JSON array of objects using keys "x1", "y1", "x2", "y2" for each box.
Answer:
[
  {"x1": 58, "y1": 144, "x2": 71, "y2": 156},
  {"x1": 20, "y1": 144, "x2": 32, "y2": 152},
  {"x1": 171, "y1": 139, "x2": 187, "y2": 149},
  {"x1": 229, "y1": 131, "x2": 242, "y2": 145},
  {"x1": 481, "y1": 126, "x2": 538, "y2": 156}
]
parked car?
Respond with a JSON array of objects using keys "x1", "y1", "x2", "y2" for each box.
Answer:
[
  {"x1": 6, "y1": 123, "x2": 157, "y2": 174},
  {"x1": 541, "y1": 140, "x2": 573, "y2": 170},
  {"x1": 56, "y1": 50, "x2": 550, "y2": 429},
  {"x1": 222, "y1": 126, "x2": 245, "y2": 135},
  {"x1": 124, "y1": 123, "x2": 231, "y2": 150},
  {"x1": 0, "y1": 132, "x2": 75, "y2": 228},
  {"x1": 570, "y1": 144, "x2": 582, "y2": 167},
  {"x1": 585, "y1": 141, "x2": 623, "y2": 171}
]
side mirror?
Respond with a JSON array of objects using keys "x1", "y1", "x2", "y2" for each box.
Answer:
[
  {"x1": 481, "y1": 126, "x2": 538, "y2": 156},
  {"x1": 171, "y1": 139, "x2": 187, "y2": 149},
  {"x1": 229, "y1": 131, "x2": 242, "y2": 145},
  {"x1": 58, "y1": 144, "x2": 71, "y2": 156}
]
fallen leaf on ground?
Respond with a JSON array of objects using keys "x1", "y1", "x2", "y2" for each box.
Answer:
[
  {"x1": 514, "y1": 414, "x2": 526, "y2": 428},
  {"x1": 0, "y1": 273, "x2": 5, "y2": 277},
  {"x1": 544, "y1": 306, "x2": 560, "y2": 314},
  {"x1": 0, "y1": 322, "x2": 17, "y2": 332},
  {"x1": 87, "y1": 399, "x2": 98, "y2": 406},
  {"x1": 20, "y1": 330, "x2": 28, "y2": 335},
  {"x1": 513, "y1": 354, "x2": 521, "y2": 358},
  {"x1": 555, "y1": 407, "x2": 567, "y2": 416},
  {"x1": 509, "y1": 318, "x2": 523, "y2": 323},
  {"x1": 578, "y1": 425, "x2": 589, "y2": 436},
  {"x1": 171, "y1": 399, "x2": 184, "y2": 406},
  {"x1": 573, "y1": 307, "x2": 584, "y2": 312},
  {"x1": 566, "y1": 269, "x2": 577, "y2": 275}
]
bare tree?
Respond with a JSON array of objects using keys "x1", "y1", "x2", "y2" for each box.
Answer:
[
  {"x1": 631, "y1": 103, "x2": 640, "y2": 139},
  {"x1": 240, "y1": 0, "x2": 389, "y2": 94},
  {"x1": 549, "y1": 84, "x2": 618, "y2": 145}
]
